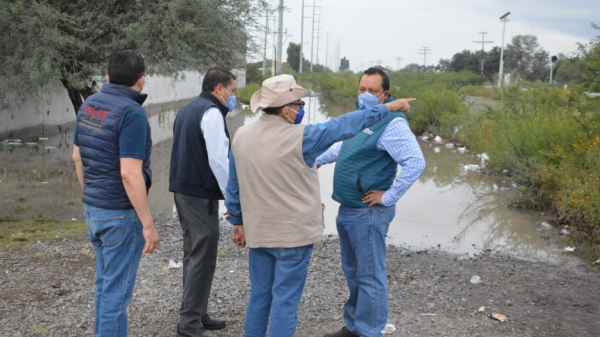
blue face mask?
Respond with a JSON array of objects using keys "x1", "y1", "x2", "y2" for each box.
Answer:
[
  {"x1": 294, "y1": 106, "x2": 305, "y2": 124},
  {"x1": 356, "y1": 92, "x2": 384, "y2": 109},
  {"x1": 223, "y1": 87, "x2": 237, "y2": 112}
]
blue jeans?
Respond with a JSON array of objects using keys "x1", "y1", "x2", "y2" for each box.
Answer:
[
  {"x1": 84, "y1": 203, "x2": 145, "y2": 337},
  {"x1": 244, "y1": 245, "x2": 314, "y2": 337},
  {"x1": 336, "y1": 205, "x2": 396, "y2": 337}
]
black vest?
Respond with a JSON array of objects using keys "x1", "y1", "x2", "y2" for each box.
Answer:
[{"x1": 169, "y1": 92, "x2": 230, "y2": 199}]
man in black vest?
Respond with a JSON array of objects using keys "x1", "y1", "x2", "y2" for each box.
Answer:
[{"x1": 169, "y1": 67, "x2": 237, "y2": 337}]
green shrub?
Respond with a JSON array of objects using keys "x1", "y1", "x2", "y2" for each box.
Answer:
[{"x1": 237, "y1": 82, "x2": 261, "y2": 104}]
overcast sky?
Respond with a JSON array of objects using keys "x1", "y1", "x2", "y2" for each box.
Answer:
[{"x1": 253, "y1": 0, "x2": 600, "y2": 72}]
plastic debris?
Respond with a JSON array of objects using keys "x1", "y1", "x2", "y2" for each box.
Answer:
[
  {"x1": 421, "y1": 134, "x2": 430, "y2": 140},
  {"x1": 470, "y1": 275, "x2": 482, "y2": 284},
  {"x1": 477, "y1": 153, "x2": 490, "y2": 162},
  {"x1": 40, "y1": 182, "x2": 49, "y2": 185},
  {"x1": 433, "y1": 136, "x2": 444, "y2": 144},
  {"x1": 3, "y1": 147, "x2": 12, "y2": 151},
  {"x1": 592, "y1": 260, "x2": 600, "y2": 266},
  {"x1": 463, "y1": 164, "x2": 481, "y2": 172},
  {"x1": 71, "y1": 218, "x2": 77, "y2": 221},
  {"x1": 457, "y1": 147, "x2": 468, "y2": 154},
  {"x1": 489, "y1": 313, "x2": 507, "y2": 322},
  {"x1": 168, "y1": 260, "x2": 183, "y2": 269},
  {"x1": 172, "y1": 204, "x2": 179, "y2": 221},
  {"x1": 511, "y1": 182, "x2": 518, "y2": 189},
  {"x1": 434, "y1": 147, "x2": 441, "y2": 154},
  {"x1": 478, "y1": 306, "x2": 486, "y2": 313},
  {"x1": 560, "y1": 228, "x2": 569, "y2": 235},
  {"x1": 38, "y1": 137, "x2": 49, "y2": 141},
  {"x1": 381, "y1": 324, "x2": 396, "y2": 334},
  {"x1": 445, "y1": 143, "x2": 455, "y2": 148},
  {"x1": 564, "y1": 246, "x2": 576, "y2": 252},
  {"x1": 492, "y1": 184, "x2": 499, "y2": 191},
  {"x1": 7, "y1": 142, "x2": 23, "y2": 146},
  {"x1": 540, "y1": 222, "x2": 552, "y2": 229}
]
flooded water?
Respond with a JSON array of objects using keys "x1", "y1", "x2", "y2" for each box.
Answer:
[{"x1": 0, "y1": 96, "x2": 564, "y2": 262}]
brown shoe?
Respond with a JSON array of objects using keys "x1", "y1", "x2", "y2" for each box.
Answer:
[{"x1": 324, "y1": 326, "x2": 359, "y2": 337}]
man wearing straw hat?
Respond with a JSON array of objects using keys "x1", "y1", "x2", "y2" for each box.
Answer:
[{"x1": 225, "y1": 74, "x2": 416, "y2": 337}]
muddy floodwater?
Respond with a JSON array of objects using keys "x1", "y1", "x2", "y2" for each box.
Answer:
[{"x1": 0, "y1": 96, "x2": 562, "y2": 262}]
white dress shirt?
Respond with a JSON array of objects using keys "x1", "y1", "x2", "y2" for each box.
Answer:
[{"x1": 200, "y1": 107, "x2": 230, "y2": 198}]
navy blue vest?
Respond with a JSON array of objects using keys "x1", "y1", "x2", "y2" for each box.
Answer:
[
  {"x1": 169, "y1": 92, "x2": 230, "y2": 199},
  {"x1": 76, "y1": 83, "x2": 152, "y2": 210}
]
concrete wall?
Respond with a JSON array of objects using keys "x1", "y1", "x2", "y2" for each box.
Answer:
[{"x1": 0, "y1": 69, "x2": 246, "y2": 140}]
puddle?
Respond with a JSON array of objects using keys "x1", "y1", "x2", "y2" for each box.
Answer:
[{"x1": 0, "y1": 95, "x2": 564, "y2": 263}]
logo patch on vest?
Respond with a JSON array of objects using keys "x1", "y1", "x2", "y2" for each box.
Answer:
[{"x1": 362, "y1": 128, "x2": 374, "y2": 135}]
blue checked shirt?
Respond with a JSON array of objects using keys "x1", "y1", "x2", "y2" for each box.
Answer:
[{"x1": 316, "y1": 117, "x2": 426, "y2": 206}]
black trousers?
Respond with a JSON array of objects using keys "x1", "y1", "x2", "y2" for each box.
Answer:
[{"x1": 174, "y1": 193, "x2": 220, "y2": 329}]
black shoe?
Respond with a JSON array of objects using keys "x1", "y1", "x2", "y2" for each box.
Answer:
[
  {"x1": 324, "y1": 326, "x2": 359, "y2": 337},
  {"x1": 177, "y1": 325, "x2": 217, "y2": 337},
  {"x1": 201, "y1": 314, "x2": 226, "y2": 330}
]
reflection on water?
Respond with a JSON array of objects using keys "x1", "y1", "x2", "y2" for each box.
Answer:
[{"x1": 0, "y1": 96, "x2": 563, "y2": 262}]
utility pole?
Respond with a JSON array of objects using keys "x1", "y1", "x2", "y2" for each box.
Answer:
[
  {"x1": 315, "y1": 17, "x2": 322, "y2": 66},
  {"x1": 310, "y1": 0, "x2": 316, "y2": 72},
  {"x1": 262, "y1": 5, "x2": 270, "y2": 77},
  {"x1": 325, "y1": 31, "x2": 330, "y2": 71},
  {"x1": 272, "y1": 16, "x2": 276, "y2": 76},
  {"x1": 419, "y1": 47, "x2": 431, "y2": 70},
  {"x1": 395, "y1": 57, "x2": 403, "y2": 71},
  {"x1": 276, "y1": 0, "x2": 284, "y2": 74},
  {"x1": 473, "y1": 32, "x2": 493, "y2": 80},
  {"x1": 498, "y1": 12, "x2": 511, "y2": 87},
  {"x1": 299, "y1": 0, "x2": 305, "y2": 73}
]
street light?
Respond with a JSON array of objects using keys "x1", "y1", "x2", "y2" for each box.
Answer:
[
  {"x1": 497, "y1": 12, "x2": 510, "y2": 88},
  {"x1": 549, "y1": 55, "x2": 558, "y2": 85}
]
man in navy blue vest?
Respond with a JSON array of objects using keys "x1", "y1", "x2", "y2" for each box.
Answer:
[
  {"x1": 169, "y1": 67, "x2": 237, "y2": 337},
  {"x1": 318, "y1": 67, "x2": 426, "y2": 337},
  {"x1": 72, "y1": 50, "x2": 159, "y2": 337}
]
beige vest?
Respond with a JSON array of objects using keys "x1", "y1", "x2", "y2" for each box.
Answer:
[{"x1": 231, "y1": 113, "x2": 323, "y2": 248}]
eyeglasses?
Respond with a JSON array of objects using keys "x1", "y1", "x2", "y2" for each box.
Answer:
[{"x1": 287, "y1": 100, "x2": 306, "y2": 108}]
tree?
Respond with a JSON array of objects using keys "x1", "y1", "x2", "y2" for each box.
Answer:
[
  {"x1": 0, "y1": 0, "x2": 265, "y2": 116},
  {"x1": 483, "y1": 46, "x2": 501, "y2": 82},
  {"x1": 448, "y1": 50, "x2": 480, "y2": 74},
  {"x1": 402, "y1": 63, "x2": 423, "y2": 73},
  {"x1": 578, "y1": 23, "x2": 600, "y2": 91},
  {"x1": 554, "y1": 57, "x2": 586, "y2": 84},
  {"x1": 504, "y1": 35, "x2": 550, "y2": 81},
  {"x1": 339, "y1": 57, "x2": 350, "y2": 71},
  {"x1": 286, "y1": 42, "x2": 304, "y2": 72}
]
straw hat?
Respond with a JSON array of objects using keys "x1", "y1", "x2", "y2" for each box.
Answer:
[{"x1": 250, "y1": 75, "x2": 312, "y2": 113}]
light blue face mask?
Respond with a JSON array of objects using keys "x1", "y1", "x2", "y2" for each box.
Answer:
[
  {"x1": 356, "y1": 92, "x2": 385, "y2": 109},
  {"x1": 223, "y1": 87, "x2": 237, "y2": 112}
]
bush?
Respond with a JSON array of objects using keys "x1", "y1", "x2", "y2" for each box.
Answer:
[{"x1": 237, "y1": 82, "x2": 261, "y2": 104}]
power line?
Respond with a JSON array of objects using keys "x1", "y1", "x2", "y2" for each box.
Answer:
[
  {"x1": 473, "y1": 32, "x2": 493, "y2": 79},
  {"x1": 394, "y1": 57, "x2": 403, "y2": 71},
  {"x1": 419, "y1": 46, "x2": 432, "y2": 69}
]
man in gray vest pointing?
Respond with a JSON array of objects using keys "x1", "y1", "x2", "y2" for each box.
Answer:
[{"x1": 225, "y1": 74, "x2": 416, "y2": 337}]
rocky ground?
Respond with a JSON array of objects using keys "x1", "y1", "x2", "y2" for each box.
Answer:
[{"x1": 1, "y1": 215, "x2": 599, "y2": 337}]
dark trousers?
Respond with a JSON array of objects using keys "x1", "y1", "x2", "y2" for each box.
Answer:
[{"x1": 174, "y1": 193, "x2": 220, "y2": 329}]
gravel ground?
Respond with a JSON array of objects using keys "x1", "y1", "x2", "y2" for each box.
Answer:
[{"x1": 1, "y1": 215, "x2": 599, "y2": 337}]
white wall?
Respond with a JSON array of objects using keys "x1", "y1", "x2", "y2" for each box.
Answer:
[{"x1": 0, "y1": 68, "x2": 246, "y2": 139}]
